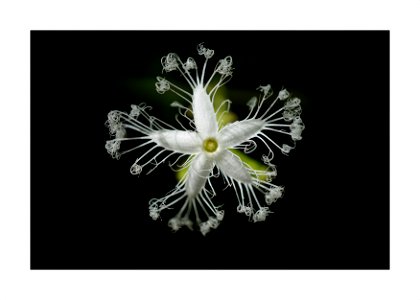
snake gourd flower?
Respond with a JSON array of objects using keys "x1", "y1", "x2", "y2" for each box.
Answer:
[{"x1": 105, "y1": 43, "x2": 304, "y2": 235}]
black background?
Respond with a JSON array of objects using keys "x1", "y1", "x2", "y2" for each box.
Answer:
[{"x1": 31, "y1": 31, "x2": 389, "y2": 269}]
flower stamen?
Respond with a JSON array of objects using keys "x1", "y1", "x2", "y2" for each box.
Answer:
[{"x1": 203, "y1": 137, "x2": 218, "y2": 153}]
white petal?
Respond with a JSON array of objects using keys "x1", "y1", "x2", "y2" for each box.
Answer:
[
  {"x1": 150, "y1": 130, "x2": 201, "y2": 154},
  {"x1": 192, "y1": 86, "x2": 218, "y2": 138},
  {"x1": 215, "y1": 150, "x2": 253, "y2": 184},
  {"x1": 217, "y1": 119, "x2": 265, "y2": 149},
  {"x1": 185, "y1": 153, "x2": 214, "y2": 198}
]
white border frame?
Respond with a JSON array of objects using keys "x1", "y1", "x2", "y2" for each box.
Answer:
[{"x1": 1, "y1": 0, "x2": 419, "y2": 299}]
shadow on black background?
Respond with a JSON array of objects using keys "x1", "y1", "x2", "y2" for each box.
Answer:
[{"x1": 31, "y1": 31, "x2": 389, "y2": 269}]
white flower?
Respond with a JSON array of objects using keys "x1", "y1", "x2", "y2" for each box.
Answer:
[{"x1": 105, "y1": 44, "x2": 305, "y2": 235}]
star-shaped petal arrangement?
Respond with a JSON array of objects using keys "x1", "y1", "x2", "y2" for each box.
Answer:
[{"x1": 105, "y1": 43, "x2": 305, "y2": 235}]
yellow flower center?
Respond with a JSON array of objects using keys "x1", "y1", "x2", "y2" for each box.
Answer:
[{"x1": 203, "y1": 137, "x2": 218, "y2": 153}]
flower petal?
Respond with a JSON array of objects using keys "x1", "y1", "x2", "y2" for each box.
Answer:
[
  {"x1": 150, "y1": 130, "x2": 201, "y2": 154},
  {"x1": 217, "y1": 119, "x2": 265, "y2": 149},
  {"x1": 215, "y1": 150, "x2": 253, "y2": 184},
  {"x1": 185, "y1": 153, "x2": 214, "y2": 198},
  {"x1": 192, "y1": 86, "x2": 218, "y2": 138}
]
